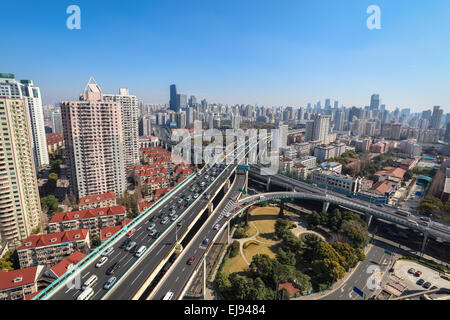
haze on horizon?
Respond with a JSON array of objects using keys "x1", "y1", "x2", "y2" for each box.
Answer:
[{"x1": 1, "y1": 0, "x2": 449, "y2": 112}]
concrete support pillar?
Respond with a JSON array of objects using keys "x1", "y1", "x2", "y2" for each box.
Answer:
[
  {"x1": 266, "y1": 177, "x2": 271, "y2": 192},
  {"x1": 279, "y1": 199, "x2": 285, "y2": 217},
  {"x1": 227, "y1": 221, "x2": 230, "y2": 245},
  {"x1": 366, "y1": 214, "x2": 373, "y2": 227},
  {"x1": 322, "y1": 201, "x2": 330, "y2": 213},
  {"x1": 244, "y1": 171, "x2": 248, "y2": 193},
  {"x1": 421, "y1": 231, "x2": 429, "y2": 254}
]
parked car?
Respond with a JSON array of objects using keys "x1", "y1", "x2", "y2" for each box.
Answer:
[
  {"x1": 420, "y1": 216, "x2": 431, "y2": 222},
  {"x1": 416, "y1": 278, "x2": 425, "y2": 286},
  {"x1": 408, "y1": 268, "x2": 416, "y2": 274},
  {"x1": 187, "y1": 256, "x2": 195, "y2": 265},
  {"x1": 414, "y1": 271, "x2": 422, "y2": 277},
  {"x1": 423, "y1": 282, "x2": 432, "y2": 289}
]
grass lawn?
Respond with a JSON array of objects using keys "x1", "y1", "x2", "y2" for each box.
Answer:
[
  {"x1": 223, "y1": 254, "x2": 248, "y2": 275},
  {"x1": 243, "y1": 241, "x2": 278, "y2": 262},
  {"x1": 249, "y1": 207, "x2": 296, "y2": 243}
]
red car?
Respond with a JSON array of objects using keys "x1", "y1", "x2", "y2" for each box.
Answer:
[
  {"x1": 414, "y1": 271, "x2": 422, "y2": 277},
  {"x1": 127, "y1": 228, "x2": 136, "y2": 236},
  {"x1": 187, "y1": 256, "x2": 195, "y2": 265}
]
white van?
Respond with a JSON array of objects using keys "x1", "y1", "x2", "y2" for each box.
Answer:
[
  {"x1": 408, "y1": 219, "x2": 418, "y2": 226},
  {"x1": 135, "y1": 245, "x2": 147, "y2": 258},
  {"x1": 81, "y1": 275, "x2": 98, "y2": 290},
  {"x1": 77, "y1": 287, "x2": 95, "y2": 300},
  {"x1": 163, "y1": 291, "x2": 174, "y2": 300}
]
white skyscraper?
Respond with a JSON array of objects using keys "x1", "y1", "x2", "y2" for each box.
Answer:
[
  {"x1": 0, "y1": 73, "x2": 49, "y2": 169},
  {"x1": 313, "y1": 114, "x2": 331, "y2": 144},
  {"x1": 104, "y1": 88, "x2": 140, "y2": 172}
]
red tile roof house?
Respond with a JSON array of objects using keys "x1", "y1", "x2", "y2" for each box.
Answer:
[
  {"x1": 45, "y1": 251, "x2": 86, "y2": 279},
  {"x1": 278, "y1": 282, "x2": 300, "y2": 298},
  {"x1": 146, "y1": 176, "x2": 170, "y2": 193},
  {"x1": 79, "y1": 191, "x2": 117, "y2": 210},
  {"x1": 45, "y1": 133, "x2": 64, "y2": 154},
  {"x1": 0, "y1": 265, "x2": 45, "y2": 300},
  {"x1": 48, "y1": 206, "x2": 127, "y2": 238},
  {"x1": 17, "y1": 230, "x2": 90, "y2": 269},
  {"x1": 138, "y1": 201, "x2": 156, "y2": 214},
  {"x1": 100, "y1": 219, "x2": 133, "y2": 243}
]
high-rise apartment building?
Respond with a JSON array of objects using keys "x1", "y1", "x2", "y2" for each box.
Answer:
[
  {"x1": 0, "y1": 74, "x2": 49, "y2": 169},
  {"x1": 103, "y1": 88, "x2": 140, "y2": 172},
  {"x1": 51, "y1": 108, "x2": 63, "y2": 134},
  {"x1": 370, "y1": 94, "x2": 380, "y2": 110},
  {"x1": 313, "y1": 114, "x2": 330, "y2": 144},
  {"x1": 430, "y1": 106, "x2": 443, "y2": 129},
  {"x1": 61, "y1": 78, "x2": 126, "y2": 199},
  {"x1": 334, "y1": 109, "x2": 345, "y2": 131},
  {"x1": 0, "y1": 98, "x2": 42, "y2": 244}
]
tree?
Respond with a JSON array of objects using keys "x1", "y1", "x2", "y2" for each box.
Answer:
[
  {"x1": 314, "y1": 242, "x2": 344, "y2": 266},
  {"x1": 292, "y1": 270, "x2": 312, "y2": 292},
  {"x1": 328, "y1": 208, "x2": 342, "y2": 231},
  {"x1": 306, "y1": 211, "x2": 321, "y2": 229},
  {"x1": 90, "y1": 236, "x2": 101, "y2": 248},
  {"x1": 332, "y1": 241, "x2": 359, "y2": 270},
  {"x1": 229, "y1": 241, "x2": 240, "y2": 258},
  {"x1": 229, "y1": 274, "x2": 255, "y2": 300},
  {"x1": 276, "y1": 248, "x2": 296, "y2": 266},
  {"x1": 274, "y1": 218, "x2": 293, "y2": 239},
  {"x1": 272, "y1": 260, "x2": 295, "y2": 285},
  {"x1": 41, "y1": 195, "x2": 60, "y2": 213},
  {"x1": 249, "y1": 254, "x2": 273, "y2": 283},
  {"x1": 339, "y1": 220, "x2": 368, "y2": 248},
  {"x1": 312, "y1": 259, "x2": 345, "y2": 282},
  {"x1": 403, "y1": 171, "x2": 413, "y2": 181}
]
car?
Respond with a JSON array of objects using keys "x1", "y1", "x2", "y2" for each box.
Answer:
[
  {"x1": 203, "y1": 237, "x2": 210, "y2": 245},
  {"x1": 153, "y1": 231, "x2": 160, "y2": 239},
  {"x1": 213, "y1": 224, "x2": 220, "y2": 230},
  {"x1": 416, "y1": 278, "x2": 425, "y2": 286},
  {"x1": 186, "y1": 195, "x2": 192, "y2": 201},
  {"x1": 149, "y1": 216, "x2": 158, "y2": 223},
  {"x1": 224, "y1": 212, "x2": 231, "y2": 218},
  {"x1": 103, "y1": 276, "x2": 117, "y2": 290},
  {"x1": 125, "y1": 241, "x2": 137, "y2": 251},
  {"x1": 106, "y1": 262, "x2": 120, "y2": 275},
  {"x1": 376, "y1": 204, "x2": 384, "y2": 207},
  {"x1": 408, "y1": 268, "x2": 416, "y2": 274},
  {"x1": 171, "y1": 205, "x2": 176, "y2": 210},
  {"x1": 148, "y1": 229, "x2": 157, "y2": 236},
  {"x1": 102, "y1": 247, "x2": 114, "y2": 257},
  {"x1": 206, "y1": 194, "x2": 211, "y2": 200},
  {"x1": 178, "y1": 198, "x2": 183, "y2": 204},
  {"x1": 193, "y1": 193, "x2": 199, "y2": 199},
  {"x1": 197, "y1": 172, "x2": 201, "y2": 176},
  {"x1": 168, "y1": 210, "x2": 175, "y2": 217},
  {"x1": 119, "y1": 238, "x2": 131, "y2": 249},
  {"x1": 420, "y1": 216, "x2": 431, "y2": 222},
  {"x1": 423, "y1": 282, "x2": 431, "y2": 289},
  {"x1": 127, "y1": 228, "x2": 136, "y2": 236},
  {"x1": 96, "y1": 257, "x2": 108, "y2": 268},
  {"x1": 171, "y1": 214, "x2": 179, "y2": 221},
  {"x1": 414, "y1": 271, "x2": 422, "y2": 277},
  {"x1": 205, "y1": 175, "x2": 209, "y2": 179},
  {"x1": 161, "y1": 217, "x2": 169, "y2": 224},
  {"x1": 419, "y1": 221, "x2": 429, "y2": 226},
  {"x1": 135, "y1": 245, "x2": 147, "y2": 258},
  {"x1": 147, "y1": 223, "x2": 156, "y2": 231},
  {"x1": 177, "y1": 221, "x2": 183, "y2": 227},
  {"x1": 430, "y1": 286, "x2": 438, "y2": 290},
  {"x1": 187, "y1": 256, "x2": 195, "y2": 265},
  {"x1": 200, "y1": 182, "x2": 205, "y2": 187}
]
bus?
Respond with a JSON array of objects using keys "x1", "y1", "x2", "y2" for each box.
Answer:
[
  {"x1": 395, "y1": 209, "x2": 411, "y2": 217},
  {"x1": 81, "y1": 275, "x2": 98, "y2": 290},
  {"x1": 77, "y1": 287, "x2": 95, "y2": 300}
]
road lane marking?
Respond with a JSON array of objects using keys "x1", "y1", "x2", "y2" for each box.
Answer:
[
  {"x1": 175, "y1": 276, "x2": 180, "y2": 283},
  {"x1": 130, "y1": 270, "x2": 144, "y2": 286},
  {"x1": 125, "y1": 256, "x2": 134, "y2": 265},
  {"x1": 118, "y1": 254, "x2": 128, "y2": 263},
  {"x1": 156, "y1": 246, "x2": 165, "y2": 256},
  {"x1": 82, "y1": 271, "x2": 90, "y2": 279}
]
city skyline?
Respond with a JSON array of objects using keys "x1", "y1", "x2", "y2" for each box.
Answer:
[{"x1": 1, "y1": 0, "x2": 450, "y2": 112}]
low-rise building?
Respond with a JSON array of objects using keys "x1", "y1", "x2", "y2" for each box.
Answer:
[
  {"x1": 78, "y1": 191, "x2": 117, "y2": 210},
  {"x1": 297, "y1": 156, "x2": 317, "y2": 169},
  {"x1": 17, "y1": 230, "x2": 90, "y2": 269},
  {"x1": 0, "y1": 266, "x2": 45, "y2": 300},
  {"x1": 48, "y1": 206, "x2": 127, "y2": 238},
  {"x1": 100, "y1": 219, "x2": 133, "y2": 243},
  {"x1": 320, "y1": 162, "x2": 342, "y2": 174},
  {"x1": 45, "y1": 133, "x2": 64, "y2": 154},
  {"x1": 374, "y1": 167, "x2": 406, "y2": 185},
  {"x1": 45, "y1": 251, "x2": 86, "y2": 279},
  {"x1": 310, "y1": 169, "x2": 361, "y2": 193}
]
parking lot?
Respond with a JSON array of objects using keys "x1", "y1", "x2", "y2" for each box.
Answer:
[{"x1": 393, "y1": 260, "x2": 450, "y2": 291}]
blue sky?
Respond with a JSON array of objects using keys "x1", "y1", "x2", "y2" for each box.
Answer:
[{"x1": 1, "y1": 0, "x2": 449, "y2": 112}]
